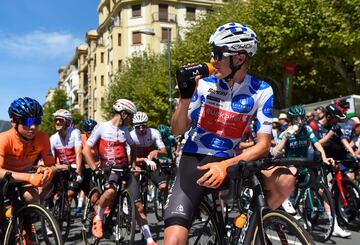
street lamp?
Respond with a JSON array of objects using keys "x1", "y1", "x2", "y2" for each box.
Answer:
[{"x1": 138, "y1": 28, "x2": 172, "y2": 128}]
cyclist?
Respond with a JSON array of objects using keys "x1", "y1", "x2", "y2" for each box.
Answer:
[
  {"x1": 164, "y1": 23, "x2": 281, "y2": 244},
  {"x1": 130, "y1": 112, "x2": 169, "y2": 199},
  {"x1": 311, "y1": 104, "x2": 358, "y2": 180},
  {"x1": 157, "y1": 124, "x2": 177, "y2": 165},
  {"x1": 50, "y1": 109, "x2": 83, "y2": 205},
  {"x1": 273, "y1": 105, "x2": 334, "y2": 218},
  {"x1": 83, "y1": 99, "x2": 157, "y2": 244},
  {"x1": 0, "y1": 97, "x2": 56, "y2": 204}
]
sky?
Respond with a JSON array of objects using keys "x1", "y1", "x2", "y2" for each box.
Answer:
[{"x1": 0, "y1": 0, "x2": 99, "y2": 120}]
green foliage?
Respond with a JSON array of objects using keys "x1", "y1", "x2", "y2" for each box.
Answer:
[
  {"x1": 40, "y1": 89, "x2": 84, "y2": 135},
  {"x1": 105, "y1": 0, "x2": 360, "y2": 113},
  {"x1": 104, "y1": 51, "x2": 170, "y2": 127}
]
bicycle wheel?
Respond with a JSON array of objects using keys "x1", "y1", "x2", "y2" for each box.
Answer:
[
  {"x1": 82, "y1": 187, "x2": 101, "y2": 245},
  {"x1": 154, "y1": 187, "x2": 166, "y2": 222},
  {"x1": 188, "y1": 200, "x2": 222, "y2": 245},
  {"x1": 48, "y1": 194, "x2": 71, "y2": 242},
  {"x1": 301, "y1": 183, "x2": 335, "y2": 242},
  {"x1": 4, "y1": 203, "x2": 62, "y2": 245},
  {"x1": 115, "y1": 189, "x2": 136, "y2": 245},
  {"x1": 334, "y1": 179, "x2": 360, "y2": 229},
  {"x1": 252, "y1": 210, "x2": 314, "y2": 245}
]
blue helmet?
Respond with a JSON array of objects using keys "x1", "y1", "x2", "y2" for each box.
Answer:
[
  {"x1": 83, "y1": 119, "x2": 97, "y2": 132},
  {"x1": 8, "y1": 97, "x2": 43, "y2": 122}
]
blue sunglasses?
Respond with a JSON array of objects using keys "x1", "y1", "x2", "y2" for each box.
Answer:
[{"x1": 22, "y1": 117, "x2": 42, "y2": 127}]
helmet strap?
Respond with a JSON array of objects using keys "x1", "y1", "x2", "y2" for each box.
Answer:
[{"x1": 223, "y1": 55, "x2": 246, "y2": 83}]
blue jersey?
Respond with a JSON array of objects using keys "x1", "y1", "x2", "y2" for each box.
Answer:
[{"x1": 183, "y1": 73, "x2": 273, "y2": 157}]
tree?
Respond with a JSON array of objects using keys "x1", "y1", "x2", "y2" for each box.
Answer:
[
  {"x1": 104, "y1": 51, "x2": 170, "y2": 127},
  {"x1": 40, "y1": 88, "x2": 83, "y2": 135},
  {"x1": 105, "y1": 0, "x2": 360, "y2": 114}
]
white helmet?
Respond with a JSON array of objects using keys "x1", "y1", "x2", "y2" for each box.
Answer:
[
  {"x1": 53, "y1": 109, "x2": 72, "y2": 121},
  {"x1": 133, "y1": 112, "x2": 148, "y2": 125},
  {"x1": 113, "y1": 99, "x2": 137, "y2": 114},
  {"x1": 209, "y1": 22, "x2": 257, "y2": 57}
]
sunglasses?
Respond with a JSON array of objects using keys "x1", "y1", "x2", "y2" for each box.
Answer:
[
  {"x1": 211, "y1": 46, "x2": 238, "y2": 61},
  {"x1": 54, "y1": 118, "x2": 65, "y2": 123},
  {"x1": 21, "y1": 117, "x2": 42, "y2": 127},
  {"x1": 135, "y1": 124, "x2": 147, "y2": 130}
]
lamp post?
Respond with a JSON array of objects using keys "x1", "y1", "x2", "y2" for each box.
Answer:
[{"x1": 138, "y1": 28, "x2": 172, "y2": 128}]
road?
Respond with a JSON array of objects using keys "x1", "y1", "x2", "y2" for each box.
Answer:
[{"x1": 64, "y1": 204, "x2": 360, "y2": 245}]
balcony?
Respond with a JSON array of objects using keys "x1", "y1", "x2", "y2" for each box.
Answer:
[{"x1": 152, "y1": 13, "x2": 177, "y2": 23}]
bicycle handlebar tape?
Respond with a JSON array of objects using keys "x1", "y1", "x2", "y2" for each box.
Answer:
[{"x1": 176, "y1": 63, "x2": 215, "y2": 99}]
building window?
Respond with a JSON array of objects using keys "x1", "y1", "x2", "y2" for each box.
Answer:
[
  {"x1": 132, "y1": 4, "x2": 141, "y2": 17},
  {"x1": 94, "y1": 54, "x2": 97, "y2": 70},
  {"x1": 159, "y1": 4, "x2": 168, "y2": 21},
  {"x1": 186, "y1": 7, "x2": 196, "y2": 21},
  {"x1": 118, "y1": 33, "x2": 121, "y2": 46},
  {"x1": 132, "y1": 32, "x2": 141, "y2": 44},
  {"x1": 161, "y1": 28, "x2": 171, "y2": 43},
  {"x1": 118, "y1": 60, "x2": 122, "y2": 71},
  {"x1": 100, "y1": 52, "x2": 104, "y2": 63},
  {"x1": 101, "y1": 75, "x2": 104, "y2": 86}
]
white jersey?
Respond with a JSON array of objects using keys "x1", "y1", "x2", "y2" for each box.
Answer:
[
  {"x1": 130, "y1": 128, "x2": 165, "y2": 158},
  {"x1": 184, "y1": 73, "x2": 273, "y2": 157},
  {"x1": 86, "y1": 121, "x2": 134, "y2": 167},
  {"x1": 50, "y1": 127, "x2": 82, "y2": 164}
]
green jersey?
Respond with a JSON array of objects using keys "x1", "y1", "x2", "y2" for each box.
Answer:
[{"x1": 278, "y1": 125, "x2": 318, "y2": 158}]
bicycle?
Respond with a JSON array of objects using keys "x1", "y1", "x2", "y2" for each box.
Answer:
[
  {"x1": 189, "y1": 157, "x2": 318, "y2": 245},
  {"x1": 0, "y1": 171, "x2": 62, "y2": 245},
  {"x1": 43, "y1": 166, "x2": 78, "y2": 242},
  {"x1": 330, "y1": 159, "x2": 360, "y2": 229},
  {"x1": 292, "y1": 167, "x2": 335, "y2": 242},
  {"x1": 152, "y1": 159, "x2": 176, "y2": 222},
  {"x1": 81, "y1": 166, "x2": 143, "y2": 245}
]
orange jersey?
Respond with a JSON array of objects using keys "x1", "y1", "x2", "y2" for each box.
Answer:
[
  {"x1": 0, "y1": 128, "x2": 55, "y2": 172},
  {"x1": 81, "y1": 133, "x2": 99, "y2": 159}
]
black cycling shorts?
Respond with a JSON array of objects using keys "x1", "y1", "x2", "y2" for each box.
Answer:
[{"x1": 164, "y1": 152, "x2": 228, "y2": 229}]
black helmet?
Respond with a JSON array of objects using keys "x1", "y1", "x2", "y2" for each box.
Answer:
[
  {"x1": 83, "y1": 119, "x2": 97, "y2": 132},
  {"x1": 325, "y1": 104, "x2": 346, "y2": 120},
  {"x1": 8, "y1": 97, "x2": 43, "y2": 123}
]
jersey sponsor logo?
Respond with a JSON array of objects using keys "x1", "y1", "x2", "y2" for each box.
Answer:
[
  {"x1": 207, "y1": 95, "x2": 221, "y2": 102},
  {"x1": 231, "y1": 94, "x2": 254, "y2": 113},
  {"x1": 207, "y1": 88, "x2": 228, "y2": 97},
  {"x1": 262, "y1": 95, "x2": 273, "y2": 118},
  {"x1": 198, "y1": 103, "x2": 250, "y2": 138}
]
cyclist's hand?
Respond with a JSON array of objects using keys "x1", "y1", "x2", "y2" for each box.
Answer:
[
  {"x1": 196, "y1": 161, "x2": 228, "y2": 189},
  {"x1": 144, "y1": 159, "x2": 157, "y2": 171},
  {"x1": 27, "y1": 173, "x2": 44, "y2": 187},
  {"x1": 95, "y1": 168, "x2": 104, "y2": 178},
  {"x1": 323, "y1": 158, "x2": 335, "y2": 166},
  {"x1": 36, "y1": 166, "x2": 54, "y2": 183},
  {"x1": 147, "y1": 150, "x2": 159, "y2": 161}
]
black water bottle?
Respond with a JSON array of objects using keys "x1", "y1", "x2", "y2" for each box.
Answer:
[{"x1": 175, "y1": 63, "x2": 214, "y2": 98}]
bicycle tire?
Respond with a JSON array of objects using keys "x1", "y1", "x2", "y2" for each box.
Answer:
[
  {"x1": 188, "y1": 200, "x2": 222, "y2": 245},
  {"x1": 154, "y1": 187, "x2": 166, "y2": 222},
  {"x1": 334, "y1": 179, "x2": 360, "y2": 229},
  {"x1": 252, "y1": 210, "x2": 314, "y2": 245},
  {"x1": 48, "y1": 194, "x2": 71, "y2": 243},
  {"x1": 81, "y1": 187, "x2": 102, "y2": 245},
  {"x1": 4, "y1": 203, "x2": 62, "y2": 245},
  {"x1": 116, "y1": 189, "x2": 136, "y2": 245},
  {"x1": 302, "y1": 182, "x2": 335, "y2": 242}
]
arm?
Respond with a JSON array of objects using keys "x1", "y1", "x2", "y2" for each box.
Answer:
[
  {"x1": 341, "y1": 138, "x2": 357, "y2": 157},
  {"x1": 313, "y1": 142, "x2": 333, "y2": 165},
  {"x1": 273, "y1": 132, "x2": 288, "y2": 157},
  {"x1": 75, "y1": 145, "x2": 83, "y2": 175},
  {"x1": 171, "y1": 98, "x2": 192, "y2": 136},
  {"x1": 83, "y1": 144, "x2": 97, "y2": 171},
  {"x1": 197, "y1": 133, "x2": 271, "y2": 188},
  {"x1": 318, "y1": 130, "x2": 334, "y2": 145},
  {"x1": 129, "y1": 144, "x2": 137, "y2": 168}
]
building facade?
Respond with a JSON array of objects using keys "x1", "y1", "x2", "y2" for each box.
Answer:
[{"x1": 58, "y1": 0, "x2": 222, "y2": 121}]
